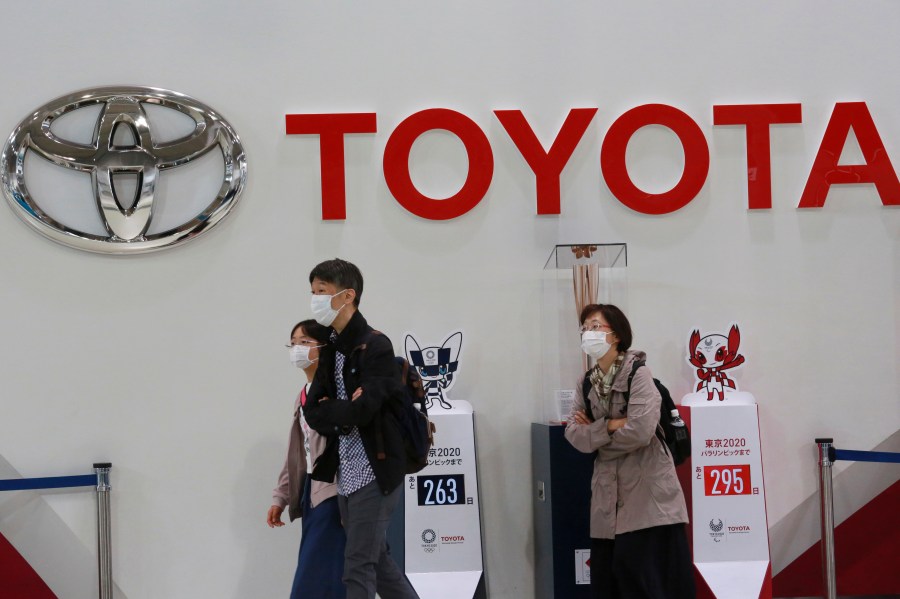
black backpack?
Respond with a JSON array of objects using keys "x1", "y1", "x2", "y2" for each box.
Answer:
[
  {"x1": 375, "y1": 356, "x2": 435, "y2": 474},
  {"x1": 364, "y1": 333, "x2": 436, "y2": 474},
  {"x1": 388, "y1": 356, "x2": 436, "y2": 474},
  {"x1": 581, "y1": 359, "x2": 690, "y2": 466}
]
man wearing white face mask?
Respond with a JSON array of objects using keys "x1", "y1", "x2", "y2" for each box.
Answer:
[{"x1": 302, "y1": 258, "x2": 420, "y2": 599}]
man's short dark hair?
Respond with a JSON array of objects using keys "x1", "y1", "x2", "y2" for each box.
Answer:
[{"x1": 309, "y1": 258, "x2": 363, "y2": 307}]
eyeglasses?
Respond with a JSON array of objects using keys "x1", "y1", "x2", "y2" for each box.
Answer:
[
  {"x1": 579, "y1": 321, "x2": 611, "y2": 334},
  {"x1": 285, "y1": 340, "x2": 323, "y2": 348}
]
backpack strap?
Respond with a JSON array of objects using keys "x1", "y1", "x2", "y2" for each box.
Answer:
[
  {"x1": 581, "y1": 371, "x2": 594, "y2": 421},
  {"x1": 354, "y1": 330, "x2": 389, "y2": 460},
  {"x1": 351, "y1": 329, "x2": 382, "y2": 356},
  {"x1": 623, "y1": 358, "x2": 670, "y2": 455},
  {"x1": 398, "y1": 355, "x2": 410, "y2": 386},
  {"x1": 299, "y1": 385, "x2": 308, "y2": 409},
  {"x1": 622, "y1": 359, "x2": 646, "y2": 406},
  {"x1": 374, "y1": 417, "x2": 387, "y2": 461}
]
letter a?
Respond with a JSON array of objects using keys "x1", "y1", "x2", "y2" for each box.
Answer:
[{"x1": 799, "y1": 102, "x2": 900, "y2": 207}]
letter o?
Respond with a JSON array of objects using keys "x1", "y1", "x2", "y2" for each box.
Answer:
[
  {"x1": 600, "y1": 104, "x2": 709, "y2": 215},
  {"x1": 383, "y1": 109, "x2": 494, "y2": 220}
]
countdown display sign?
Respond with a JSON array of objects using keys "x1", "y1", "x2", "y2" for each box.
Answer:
[
  {"x1": 403, "y1": 400, "x2": 485, "y2": 599},
  {"x1": 689, "y1": 399, "x2": 772, "y2": 599}
]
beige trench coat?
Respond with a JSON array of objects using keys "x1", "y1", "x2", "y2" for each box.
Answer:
[{"x1": 564, "y1": 350, "x2": 688, "y2": 539}]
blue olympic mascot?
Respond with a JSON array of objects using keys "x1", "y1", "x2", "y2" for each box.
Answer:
[{"x1": 404, "y1": 332, "x2": 462, "y2": 410}]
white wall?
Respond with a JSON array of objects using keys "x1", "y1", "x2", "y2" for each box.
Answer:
[{"x1": 0, "y1": 1, "x2": 898, "y2": 598}]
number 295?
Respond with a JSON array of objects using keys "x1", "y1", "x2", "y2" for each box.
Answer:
[{"x1": 704, "y1": 465, "x2": 751, "y2": 496}]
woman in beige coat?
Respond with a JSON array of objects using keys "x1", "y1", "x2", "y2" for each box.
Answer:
[{"x1": 565, "y1": 304, "x2": 695, "y2": 599}]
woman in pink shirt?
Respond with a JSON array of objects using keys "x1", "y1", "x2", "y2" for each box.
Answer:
[{"x1": 268, "y1": 319, "x2": 346, "y2": 598}]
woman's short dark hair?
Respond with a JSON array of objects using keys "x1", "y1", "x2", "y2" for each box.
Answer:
[
  {"x1": 579, "y1": 304, "x2": 633, "y2": 352},
  {"x1": 291, "y1": 319, "x2": 331, "y2": 346},
  {"x1": 309, "y1": 258, "x2": 363, "y2": 307}
]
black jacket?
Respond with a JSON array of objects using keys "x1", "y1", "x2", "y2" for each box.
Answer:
[{"x1": 302, "y1": 311, "x2": 405, "y2": 495}]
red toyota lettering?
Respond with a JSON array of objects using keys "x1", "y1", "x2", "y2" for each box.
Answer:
[
  {"x1": 494, "y1": 108, "x2": 598, "y2": 215},
  {"x1": 383, "y1": 109, "x2": 494, "y2": 220},
  {"x1": 713, "y1": 103, "x2": 803, "y2": 209},
  {"x1": 799, "y1": 101, "x2": 900, "y2": 207},
  {"x1": 600, "y1": 104, "x2": 710, "y2": 215},
  {"x1": 285, "y1": 113, "x2": 378, "y2": 220}
]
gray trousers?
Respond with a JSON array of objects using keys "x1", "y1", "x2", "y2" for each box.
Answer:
[{"x1": 337, "y1": 481, "x2": 420, "y2": 599}]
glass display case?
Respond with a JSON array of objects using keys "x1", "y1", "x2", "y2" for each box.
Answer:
[
  {"x1": 533, "y1": 243, "x2": 628, "y2": 599},
  {"x1": 540, "y1": 243, "x2": 628, "y2": 423}
]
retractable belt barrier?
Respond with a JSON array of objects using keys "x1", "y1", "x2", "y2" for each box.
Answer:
[
  {"x1": 815, "y1": 439, "x2": 899, "y2": 599},
  {"x1": 0, "y1": 474, "x2": 97, "y2": 491},
  {"x1": 832, "y1": 448, "x2": 900, "y2": 464},
  {"x1": 0, "y1": 463, "x2": 113, "y2": 599}
]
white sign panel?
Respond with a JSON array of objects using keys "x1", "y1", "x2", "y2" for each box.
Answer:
[
  {"x1": 403, "y1": 400, "x2": 484, "y2": 596},
  {"x1": 690, "y1": 399, "x2": 770, "y2": 598},
  {"x1": 555, "y1": 389, "x2": 576, "y2": 422},
  {"x1": 574, "y1": 549, "x2": 590, "y2": 585}
]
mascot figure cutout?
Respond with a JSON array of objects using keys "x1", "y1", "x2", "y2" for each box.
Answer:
[
  {"x1": 404, "y1": 332, "x2": 462, "y2": 411},
  {"x1": 687, "y1": 325, "x2": 745, "y2": 401}
]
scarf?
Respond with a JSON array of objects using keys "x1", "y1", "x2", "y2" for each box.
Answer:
[{"x1": 588, "y1": 353, "x2": 624, "y2": 414}]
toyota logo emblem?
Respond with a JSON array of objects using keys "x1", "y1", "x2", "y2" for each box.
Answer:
[{"x1": 1, "y1": 86, "x2": 247, "y2": 254}]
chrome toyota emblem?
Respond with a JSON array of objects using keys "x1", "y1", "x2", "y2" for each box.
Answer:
[{"x1": 1, "y1": 86, "x2": 247, "y2": 254}]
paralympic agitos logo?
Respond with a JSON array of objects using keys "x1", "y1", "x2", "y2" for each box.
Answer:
[
  {"x1": 1, "y1": 86, "x2": 247, "y2": 254},
  {"x1": 286, "y1": 102, "x2": 900, "y2": 220}
]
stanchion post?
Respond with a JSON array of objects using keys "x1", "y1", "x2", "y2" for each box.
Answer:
[
  {"x1": 815, "y1": 439, "x2": 836, "y2": 599},
  {"x1": 94, "y1": 463, "x2": 112, "y2": 599}
]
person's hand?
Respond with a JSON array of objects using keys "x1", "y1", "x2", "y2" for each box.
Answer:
[
  {"x1": 607, "y1": 418, "x2": 627, "y2": 433},
  {"x1": 267, "y1": 505, "x2": 285, "y2": 528},
  {"x1": 572, "y1": 409, "x2": 593, "y2": 425},
  {"x1": 351, "y1": 387, "x2": 363, "y2": 401}
]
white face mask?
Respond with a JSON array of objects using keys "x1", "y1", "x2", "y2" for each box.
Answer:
[
  {"x1": 581, "y1": 331, "x2": 611, "y2": 359},
  {"x1": 289, "y1": 344, "x2": 319, "y2": 369},
  {"x1": 310, "y1": 290, "x2": 349, "y2": 327}
]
